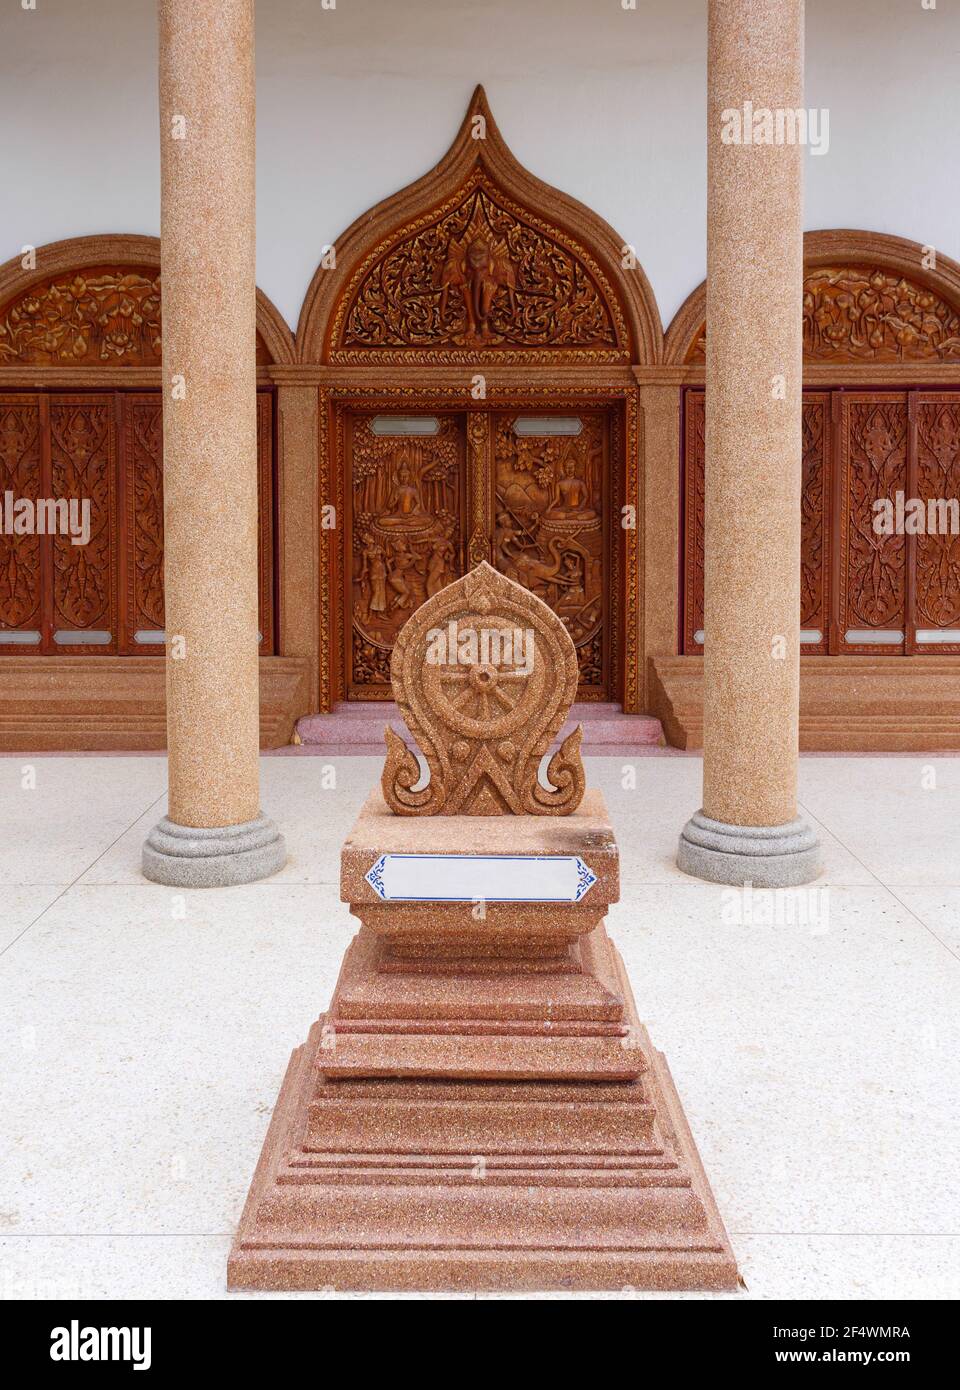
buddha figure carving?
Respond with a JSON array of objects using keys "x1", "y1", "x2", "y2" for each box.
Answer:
[
  {"x1": 377, "y1": 452, "x2": 433, "y2": 536},
  {"x1": 492, "y1": 423, "x2": 605, "y2": 672},
  {"x1": 350, "y1": 424, "x2": 462, "y2": 672},
  {"x1": 546, "y1": 454, "x2": 598, "y2": 521}
]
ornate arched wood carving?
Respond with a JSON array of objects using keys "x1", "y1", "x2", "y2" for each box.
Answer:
[
  {"x1": 0, "y1": 235, "x2": 295, "y2": 366},
  {"x1": 297, "y1": 86, "x2": 662, "y2": 365},
  {"x1": 664, "y1": 230, "x2": 960, "y2": 366}
]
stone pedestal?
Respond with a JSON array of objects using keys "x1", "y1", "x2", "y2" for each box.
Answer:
[
  {"x1": 229, "y1": 790, "x2": 736, "y2": 1291},
  {"x1": 230, "y1": 564, "x2": 735, "y2": 1291}
]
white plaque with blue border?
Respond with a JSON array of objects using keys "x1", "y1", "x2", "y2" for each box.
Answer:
[{"x1": 364, "y1": 853, "x2": 597, "y2": 903}]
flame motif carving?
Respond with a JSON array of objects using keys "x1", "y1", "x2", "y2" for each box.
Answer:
[
  {"x1": 382, "y1": 563, "x2": 585, "y2": 816},
  {"x1": 0, "y1": 402, "x2": 42, "y2": 631}
]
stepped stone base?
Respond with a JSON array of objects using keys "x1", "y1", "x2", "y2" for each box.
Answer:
[{"x1": 228, "y1": 932, "x2": 737, "y2": 1293}]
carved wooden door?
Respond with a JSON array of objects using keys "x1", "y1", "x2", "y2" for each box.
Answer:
[
  {"x1": 836, "y1": 392, "x2": 908, "y2": 652},
  {"x1": 489, "y1": 411, "x2": 610, "y2": 696},
  {"x1": 683, "y1": 389, "x2": 831, "y2": 654},
  {"x1": 913, "y1": 392, "x2": 960, "y2": 652},
  {"x1": 345, "y1": 408, "x2": 613, "y2": 698},
  {"x1": 682, "y1": 386, "x2": 960, "y2": 656},
  {"x1": 0, "y1": 390, "x2": 274, "y2": 655},
  {"x1": 345, "y1": 412, "x2": 468, "y2": 696}
]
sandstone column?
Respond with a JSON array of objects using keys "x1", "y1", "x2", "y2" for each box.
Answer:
[
  {"x1": 143, "y1": 0, "x2": 285, "y2": 887},
  {"x1": 678, "y1": 0, "x2": 820, "y2": 886}
]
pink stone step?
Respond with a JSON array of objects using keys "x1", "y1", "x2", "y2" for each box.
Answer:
[{"x1": 294, "y1": 702, "x2": 664, "y2": 755}]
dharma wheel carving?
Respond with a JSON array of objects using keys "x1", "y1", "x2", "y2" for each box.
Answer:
[{"x1": 382, "y1": 563, "x2": 585, "y2": 816}]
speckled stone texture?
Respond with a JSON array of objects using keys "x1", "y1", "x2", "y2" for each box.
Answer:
[
  {"x1": 230, "y1": 568, "x2": 735, "y2": 1291},
  {"x1": 144, "y1": 0, "x2": 284, "y2": 883},
  {"x1": 678, "y1": 0, "x2": 820, "y2": 885}
]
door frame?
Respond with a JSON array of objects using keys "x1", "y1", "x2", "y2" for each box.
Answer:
[{"x1": 321, "y1": 385, "x2": 639, "y2": 710}]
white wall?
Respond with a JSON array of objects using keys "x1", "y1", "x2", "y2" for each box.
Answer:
[{"x1": 1, "y1": 0, "x2": 957, "y2": 336}]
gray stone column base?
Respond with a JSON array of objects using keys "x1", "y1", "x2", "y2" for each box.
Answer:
[
  {"x1": 677, "y1": 811, "x2": 822, "y2": 887},
  {"x1": 142, "y1": 813, "x2": 287, "y2": 888}
]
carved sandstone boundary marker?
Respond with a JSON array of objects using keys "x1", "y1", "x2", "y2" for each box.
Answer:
[{"x1": 229, "y1": 565, "x2": 736, "y2": 1290}]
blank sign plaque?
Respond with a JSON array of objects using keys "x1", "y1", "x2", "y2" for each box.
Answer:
[{"x1": 364, "y1": 853, "x2": 598, "y2": 903}]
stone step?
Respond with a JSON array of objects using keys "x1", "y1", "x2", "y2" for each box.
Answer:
[{"x1": 294, "y1": 702, "x2": 664, "y2": 754}]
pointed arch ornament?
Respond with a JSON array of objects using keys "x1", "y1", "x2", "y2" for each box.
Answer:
[{"x1": 296, "y1": 86, "x2": 662, "y2": 365}]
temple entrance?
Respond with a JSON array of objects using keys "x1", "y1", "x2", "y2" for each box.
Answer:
[{"x1": 345, "y1": 406, "x2": 616, "y2": 700}]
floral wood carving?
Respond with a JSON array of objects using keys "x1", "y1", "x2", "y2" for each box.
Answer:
[
  {"x1": 841, "y1": 398, "x2": 907, "y2": 632},
  {"x1": 0, "y1": 267, "x2": 162, "y2": 365},
  {"x1": 800, "y1": 397, "x2": 828, "y2": 640},
  {"x1": 0, "y1": 263, "x2": 272, "y2": 365},
  {"x1": 915, "y1": 397, "x2": 960, "y2": 632},
  {"x1": 0, "y1": 400, "x2": 42, "y2": 631},
  {"x1": 382, "y1": 562, "x2": 585, "y2": 816},
  {"x1": 684, "y1": 391, "x2": 829, "y2": 652},
  {"x1": 50, "y1": 398, "x2": 115, "y2": 635},
  {"x1": 685, "y1": 265, "x2": 960, "y2": 363},
  {"x1": 334, "y1": 173, "x2": 627, "y2": 363}
]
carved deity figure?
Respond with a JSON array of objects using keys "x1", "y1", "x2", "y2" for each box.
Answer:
[
  {"x1": 357, "y1": 531, "x2": 388, "y2": 618},
  {"x1": 425, "y1": 538, "x2": 454, "y2": 598},
  {"x1": 387, "y1": 542, "x2": 418, "y2": 611},
  {"x1": 437, "y1": 221, "x2": 517, "y2": 342}
]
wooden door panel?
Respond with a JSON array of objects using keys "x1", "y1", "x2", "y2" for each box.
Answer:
[
  {"x1": 120, "y1": 393, "x2": 165, "y2": 650},
  {"x1": 1, "y1": 389, "x2": 274, "y2": 658},
  {"x1": 117, "y1": 390, "x2": 274, "y2": 653},
  {"x1": 0, "y1": 394, "x2": 44, "y2": 651},
  {"x1": 256, "y1": 392, "x2": 275, "y2": 652},
  {"x1": 49, "y1": 394, "x2": 118, "y2": 653},
  {"x1": 492, "y1": 410, "x2": 609, "y2": 696},
  {"x1": 682, "y1": 392, "x2": 705, "y2": 653},
  {"x1": 683, "y1": 390, "x2": 831, "y2": 654},
  {"x1": 837, "y1": 393, "x2": 908, "y2": 653},
  {"x1": 346, "y1": 412, "x2": 467, "y2": 696},
  {"x1": 913, "y1": 393, "x2": 960, "y2": 653},
  {"x1": 800, "y1": 393, "x2": 830, "y2": 652}
]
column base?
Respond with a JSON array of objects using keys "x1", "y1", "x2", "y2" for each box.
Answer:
[
  {"x1": 677, "y1": 811, "x2": 821, "y2": 887},
  {"x1": 142, "y1": 813, "x2": 286, "y2": 888}
]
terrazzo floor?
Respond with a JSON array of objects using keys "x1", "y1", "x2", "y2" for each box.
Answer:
[{"x1": 1, "y1": 753, "x2": 958, "y2": 1300}]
